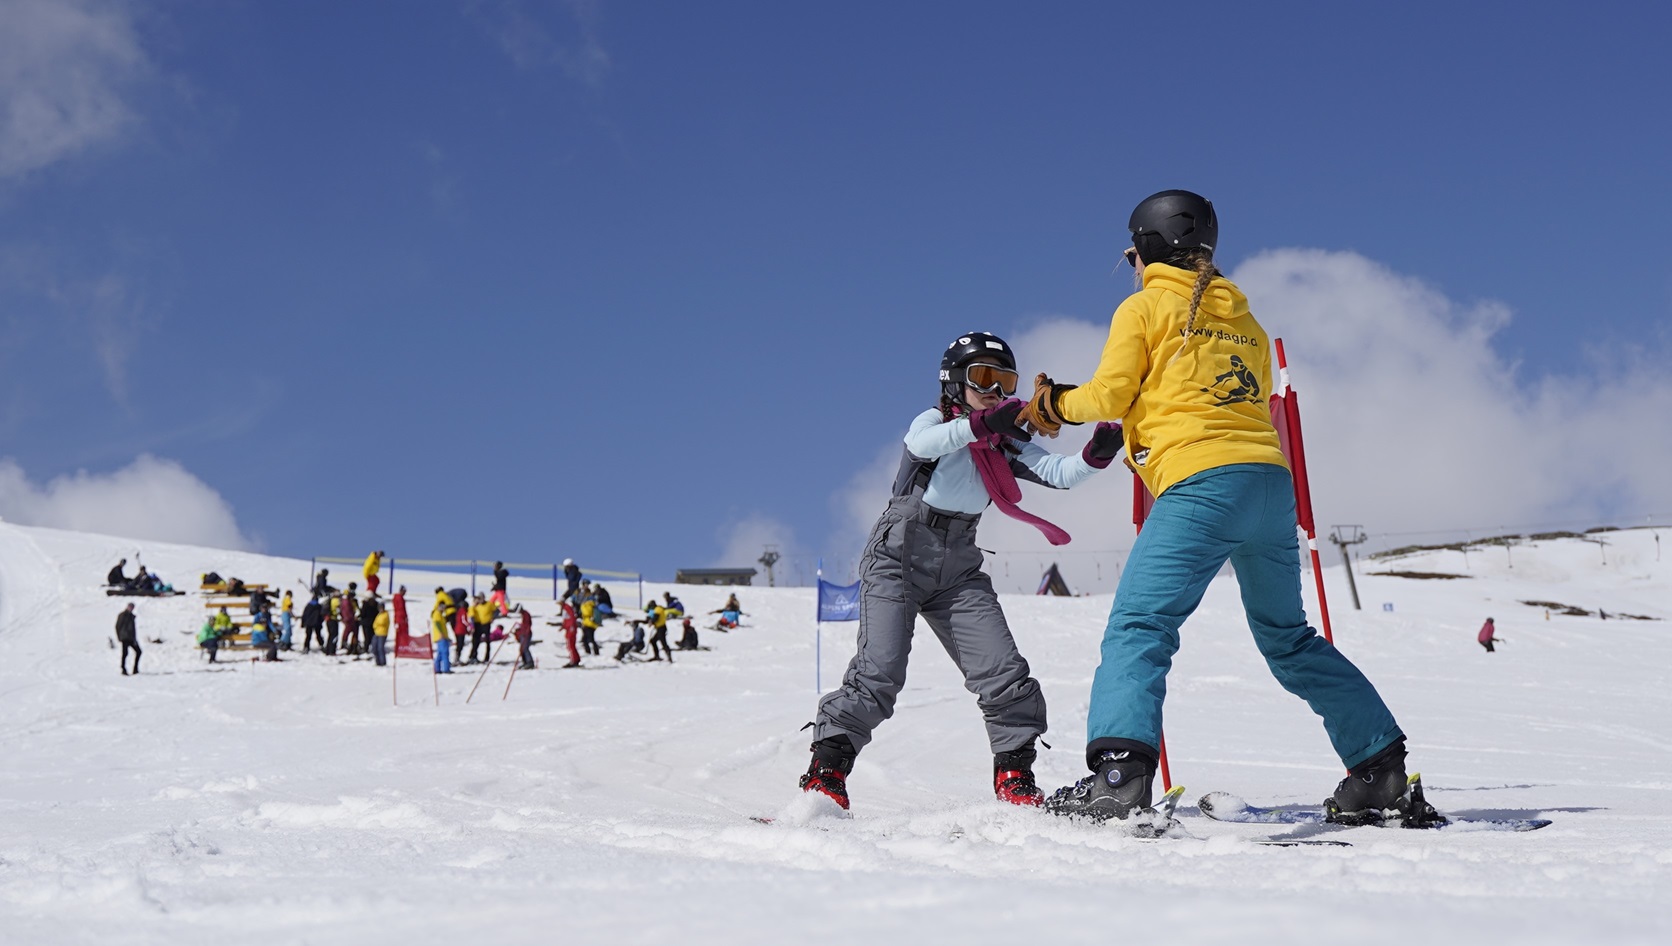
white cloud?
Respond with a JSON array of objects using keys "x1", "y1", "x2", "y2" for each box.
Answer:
[
  {"x1": 1233, "y1": 249, "x2": 1672, "y2": 538},
  {"x1": 0, "y1": 0, "x2": 148, "y2": 180},
  {"x1": 0, "y1": 454, "x2": 253, "y2": 550},
  {"x1": 711, "y1": 513, "x2": 799, "y2": 585},
  {"x1": 465, "y1": 0, "x2": 611, "y2": 87},
  {"x1": 822, "y1": 250, "x2": 1672, "y2": 592}
]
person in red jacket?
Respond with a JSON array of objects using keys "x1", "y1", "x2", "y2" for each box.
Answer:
[
  {"x1": 550, "y1": 600, "x2": 581, "y2": 668},
  {"x1": 1478, "y1": 617, "x2": 1498, "y2": 653},
  {"x1": 453, "y1": 604, "x2": 471, "y2": 665},
  {"x1": 392, "y1": 585, "x2": 409, "y2": 638},
  {"x1": 341, "y1": 586, "x2": 360, "y2": 657},
  {"x1": 511, "y1": 605, "x2": 535, "y2": 669}
]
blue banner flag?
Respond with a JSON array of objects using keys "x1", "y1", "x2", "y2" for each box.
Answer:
[{"x1": 817, "y1": 579, "x2": 861, "y2": 622}]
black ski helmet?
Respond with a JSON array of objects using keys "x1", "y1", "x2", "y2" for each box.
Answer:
[
  {"x1": 939, "y1": 332, "x2": 1016, "y2": 402},
  {"x1": 1129, "y1": 189, "x2": 1217, "y2": 267}
]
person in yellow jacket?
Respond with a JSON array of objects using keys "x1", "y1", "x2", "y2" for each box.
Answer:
[
  {"x1": 578, "y1": 598, "x2": 602, "y2": 656},
  {"x1": 467, "y1": 594, "x2": 498, "y2": 664},
  {"x1": 430, "y1": 604, "x2": 453, "y2": 673},
  {"x1": 1023, "y1": 190, "x2": 1412, "y2": 826},
  {"x1": 370, "y1": 607, "x2": 391, "y2": 666},
  {"x1": 279, "y1": 590, "x2": 295, "y2": 650},
  {"x1": 325, "y1": 593, "x2": 342, "y2": 656},
  {"x1": 363, "y1": 550, "x2": 384, "y2": 594}
]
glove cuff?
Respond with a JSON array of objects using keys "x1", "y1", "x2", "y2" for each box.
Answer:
[
  {"x1": 1050, "y1": 384, "x2": 1083, "y2": 427},
  {"x1": 1081, "y1": 442, "x2": 1115, "y2": 470}
]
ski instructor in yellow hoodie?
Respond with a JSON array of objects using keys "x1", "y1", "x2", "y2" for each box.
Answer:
[{"x1": 1023, "y1": 190, "x2": 1413, "y2": 826}]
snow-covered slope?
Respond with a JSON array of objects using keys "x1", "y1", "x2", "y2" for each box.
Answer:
[{"x1": 1, "y1": 521, "x2": 1668, "y2": 945}]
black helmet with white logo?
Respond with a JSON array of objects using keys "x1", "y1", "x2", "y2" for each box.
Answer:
[
  {"x1": 1129, "y1": 189, "x2": 1217, "y2": 268},
  {"x1": 939, "y1": 332, "x2": 1016, "y2": 402}
]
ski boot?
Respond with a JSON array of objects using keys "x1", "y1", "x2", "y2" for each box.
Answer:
[
  {"x1": 1325, "y1": 738, "x2": 1409, "y2": 825},
  {"x1": 1044, "y1": 749, "x2": 1154, "y2": 822},
  {"x1": 993, "y1": 742, "x2": 1044, "y2": 807},
  {"x1": 799, "y1": 736, "x2": 856, "y2": 810}
]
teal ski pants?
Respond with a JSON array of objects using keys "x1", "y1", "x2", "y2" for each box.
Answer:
[{"x1": 1086, "y1": 463, "x2": 1403, "y2": 771}]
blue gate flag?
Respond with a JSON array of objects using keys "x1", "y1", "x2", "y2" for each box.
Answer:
[{"x1": 817, "y1": 579, "x2": 861, "y2": 622}]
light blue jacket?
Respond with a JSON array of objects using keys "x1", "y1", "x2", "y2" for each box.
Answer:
[{"x1": 906, "y1": 408, "x2": 1097, "y2": 514}]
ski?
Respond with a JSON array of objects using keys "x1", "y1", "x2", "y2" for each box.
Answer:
[{"x1": 1199, "y1": 774, "x2": 1552, "y2": 832}]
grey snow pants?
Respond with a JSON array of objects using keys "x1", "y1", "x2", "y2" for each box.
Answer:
[{"x1": 814, "y1": 494, "x2": 1046, "y2": 755}]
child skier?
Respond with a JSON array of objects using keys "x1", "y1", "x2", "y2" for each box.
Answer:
[
  {"x1": 710, "y1": 594, "x2": 743, "y2": 630},
  {"x1": 1019, "y1": 190, "x2": 1413, "y2": 824},
  {"x1": 677, "y1": 617, "x2": 700, "y2": 650},
  {"x1": 802, "y1": 332, "x2": 1121, "y2": 810}
]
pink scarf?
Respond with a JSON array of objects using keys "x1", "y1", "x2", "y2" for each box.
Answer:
[{"x1": 968, "y1": 435, "x2": 1072, "y2": 546}]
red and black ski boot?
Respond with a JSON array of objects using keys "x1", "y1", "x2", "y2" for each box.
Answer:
[
  {"x1": 994, "y1": 742, "x2": 1044, "y2": 807},
  {"x1": 799, "y1": 736, "x2": 856, "y2": 810}
]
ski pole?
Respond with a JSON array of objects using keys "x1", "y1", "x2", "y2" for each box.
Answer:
[
  {"x1": 502, "y1": 646, "x2": 523, "y2": 701},
  {"x1": 466, "y1": 633, "x2": 512, "y2": 704}
]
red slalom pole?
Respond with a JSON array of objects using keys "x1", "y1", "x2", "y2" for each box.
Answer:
[
  {"x1": 1272, "y1": 338, "x2": 1335, "y2": 644},
  {"x1": 1132, "y1": 474, "x2": 1173, "y2": 791}
]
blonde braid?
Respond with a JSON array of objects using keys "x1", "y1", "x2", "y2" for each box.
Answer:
[{"x1": 1169, "y1": 253, "x2": 1220, "y2": 365}]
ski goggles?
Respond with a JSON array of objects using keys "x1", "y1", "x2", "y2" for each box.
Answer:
[{"x1": 963, "y1": 363, "x2": 1019, "y2": 396}]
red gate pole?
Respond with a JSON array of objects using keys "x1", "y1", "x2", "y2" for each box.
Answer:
[{"x1": 1271, "y1": 339, "x2": 1335, "y2": 644}]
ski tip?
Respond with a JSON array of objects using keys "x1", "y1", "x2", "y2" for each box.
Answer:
[{"x1": 1160, "y1": 785, "x2": 1186, "y2": 802}]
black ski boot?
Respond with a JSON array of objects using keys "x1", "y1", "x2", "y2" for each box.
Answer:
[
  {"x1": 1044, "y1": 749, "x2": 1153, "y2": 822},
  {"x1": 799, "y1": 736, "x2": 857, "y2": 810},
  {"x1": 1325, "y1": 738, "x2": 1408, "y2": 825},
  {"x1": 993, "y1": 741, "x2": 1044, "y2": 807}
]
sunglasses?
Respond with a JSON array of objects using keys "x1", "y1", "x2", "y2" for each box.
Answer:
[
  {"x1": 1122, "y1": 247, "x2": 1138, "y2": 268},
  {"x1": 964, "y1": 363, "x2": 1019, "y2": 397}
]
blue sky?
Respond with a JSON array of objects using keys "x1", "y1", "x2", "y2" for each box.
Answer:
[{"x1": 2, "y1": 1, "x2": 1669, "y2": 585}]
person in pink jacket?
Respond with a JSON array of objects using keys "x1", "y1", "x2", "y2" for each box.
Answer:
[{"x1": 1478, "y1": 617, "x2": 1498, "y2": 653}]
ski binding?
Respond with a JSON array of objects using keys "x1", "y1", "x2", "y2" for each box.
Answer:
[{"x1": 1200, "y1": 774, "x2": 1551, "y2": 832}]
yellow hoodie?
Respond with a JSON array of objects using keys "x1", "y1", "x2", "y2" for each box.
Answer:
[
  {"x1": 470, "y1": 601, "x2": 497, "y2": 625},
  {"x1": 1057, "y1": 263, "x2": 1286, "y2": 499},
  {"x1": 363, "y1": 552, "x2": 381, "y2": 579}
]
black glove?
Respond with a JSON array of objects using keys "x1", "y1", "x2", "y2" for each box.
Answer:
[
  {"x1": 968, "y1": 399, "x2": 1033, "y2": 442},
  {"x1": 1082, "y1": 422, "x2": 1123, "y2": 468}
]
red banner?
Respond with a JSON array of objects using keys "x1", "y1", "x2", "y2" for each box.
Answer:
[{"x1": 394, "y1": 623, "x2": 431, "y2": 660}]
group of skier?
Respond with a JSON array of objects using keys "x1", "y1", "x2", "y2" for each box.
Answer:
[
  {"x1": 105, "y1": 559, "x2": 177, "y2": 596},
  {"x1": 112, "y1": 549, "x2": 744, "y2": 678},
  {"x1": 801, "y1": 190, "x2": 1417, "y2": 827}
]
